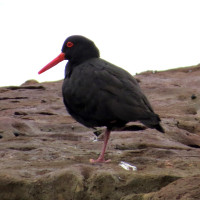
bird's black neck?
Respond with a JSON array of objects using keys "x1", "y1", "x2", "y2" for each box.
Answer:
[
  {"x1": 65, "y1": 46, "x2": 100, "y2": 78},
  {"x1": 65, "y1": 58, "x2": 94, "y2": 78}
]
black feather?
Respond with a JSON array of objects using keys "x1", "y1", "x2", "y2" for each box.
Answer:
[{"x1": 62, "y1": 35, "x2": 164, "y2": 133}]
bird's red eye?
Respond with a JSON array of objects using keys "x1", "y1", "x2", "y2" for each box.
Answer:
[{"x1": 66, "y1": 42, "x2": 74, "y2": 48}]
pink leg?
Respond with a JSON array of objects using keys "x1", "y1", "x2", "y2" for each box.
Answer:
[{"x1": 90, "y1": 129, "x2": 111, "y2": 163}]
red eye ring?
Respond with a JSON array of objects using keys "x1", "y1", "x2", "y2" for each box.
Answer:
[{"x1": 67, "y1": 42, "x2": 74, "y2": 48}]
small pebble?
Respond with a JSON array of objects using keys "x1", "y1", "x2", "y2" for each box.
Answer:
[
  {"x1": 191, "y1": 94, "x2": 197, "y2": 100},
  {"x1": 13, "y1": 132, "x2": 20, "y2": 137}
]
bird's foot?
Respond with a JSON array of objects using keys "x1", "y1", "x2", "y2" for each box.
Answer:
[{"x1": 89, "y1": 158, "x2": 111, "y2": 163}]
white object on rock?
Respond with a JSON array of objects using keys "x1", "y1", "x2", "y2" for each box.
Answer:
[{"x1": 119, "y1": 161, "x2": 137, "y2": 171}]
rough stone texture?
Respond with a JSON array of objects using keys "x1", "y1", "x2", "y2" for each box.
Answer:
[{"x1": 1, "y1": 65, "x2": 200, "y2": 199}]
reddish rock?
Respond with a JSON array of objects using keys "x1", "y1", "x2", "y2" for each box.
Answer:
[{"x1": 0, "y1": 65, "x2": 200, "y2": 199}]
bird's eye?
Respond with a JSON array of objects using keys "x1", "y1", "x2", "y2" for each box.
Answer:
[{"x1": 66, "y1": 42, "x2": 74, "y2": 48}]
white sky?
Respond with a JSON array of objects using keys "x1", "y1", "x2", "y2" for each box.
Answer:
[{"x1": 0, "y1": 0, "x2": 200, "y2": 86}]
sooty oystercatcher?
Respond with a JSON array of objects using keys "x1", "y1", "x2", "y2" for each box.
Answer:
[{"x1": 38, "y1": 35, "x2": 164, "y2": 163}]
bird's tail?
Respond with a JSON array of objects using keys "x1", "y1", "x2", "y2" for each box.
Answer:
[
  {"x1": 141, "y1": 121, "x2": 165, "y2": 133},
  {"x1": 140, "y1": 114, "x2": 165, "y2": 133},
  {"x1": 152, "y1": 123, "x2": 165, "y2": 133}
]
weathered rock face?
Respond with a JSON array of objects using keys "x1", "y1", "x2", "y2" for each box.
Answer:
[{"x1": 0, "y1": 65, "x2": 200, "y2": 200}]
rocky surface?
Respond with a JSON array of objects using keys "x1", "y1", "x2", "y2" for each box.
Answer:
[{"x1": 1, "y1": 65, "x2": 200, "y2": 199}]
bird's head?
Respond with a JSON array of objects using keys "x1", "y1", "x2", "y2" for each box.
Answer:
[{"x1": 38, "y1": 35, "x2": 100, "y2": 74}]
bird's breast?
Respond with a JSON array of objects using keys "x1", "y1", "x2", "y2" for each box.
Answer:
[{"x1": 62, "y1": 67, "x2": 99, "y2": 120}]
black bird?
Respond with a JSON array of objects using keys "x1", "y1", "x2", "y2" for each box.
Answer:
[{"x1": 38, "y1": 35, "x2": 164, "y2": 163}]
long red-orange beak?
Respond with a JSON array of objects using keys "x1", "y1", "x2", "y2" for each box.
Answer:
[{"x1": 38, "y1": 52, "x2": 65, "y2": 74}]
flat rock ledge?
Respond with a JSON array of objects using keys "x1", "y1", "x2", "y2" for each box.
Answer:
[{"x1": 1, "y1": 65, "x2": 200, "y2": 199}]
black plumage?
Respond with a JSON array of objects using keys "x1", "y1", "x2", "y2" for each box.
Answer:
[{"x1": 39, "y1": 35, "x2": 164, "y2": 163}]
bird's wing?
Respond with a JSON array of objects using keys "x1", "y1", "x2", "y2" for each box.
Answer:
[{"x1": 83, "y1": 59, "x2": 157, "y2": 122}]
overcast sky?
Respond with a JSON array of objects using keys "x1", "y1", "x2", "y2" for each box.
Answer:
[{"x1": 0, "y1": 0, "x2": 200, "y2": 86}]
